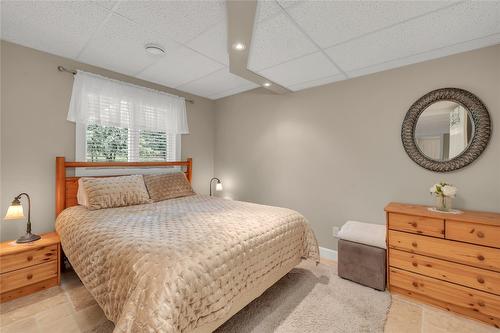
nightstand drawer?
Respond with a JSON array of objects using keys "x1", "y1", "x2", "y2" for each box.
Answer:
[
  {"x1": 446, "y1": 220, "x2": 500, "y2": 248},
  {"x1": 0, "y1": 244, "x2": 57, "y2": 274},
  {"x1": 0, "y1": 261, "x2": 58, "y2": 293},
  {"x1": 388, "y1": 213, "x2": 444, "y2": 238}
]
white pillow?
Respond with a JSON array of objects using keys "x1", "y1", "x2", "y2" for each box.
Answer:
[{"x1": 77, "y1": 178, "x2": 89, "y2": 207}]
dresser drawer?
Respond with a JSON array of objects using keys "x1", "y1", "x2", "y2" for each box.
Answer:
[
  {"x1": 388, "y1": 213, "x2": 444, "y2": 238},
  {"x1": 389, "y1": 249, "x2": 500, "y2": 295},
  {"x1": 446, "y1": 220, "x2": 500, "y2": 248},
  {"x1": 0, "y1": 261, "x2": 58, "y2": 293},
  {"x1": 390, "y1": 267, "x2": 500, "y2": 320},
  {"x1": 0, "y1": 244, "x2": 57, "y2": 274},
  {"x1": 388, "y1": 230, "x2": 500, "y2": 272}
]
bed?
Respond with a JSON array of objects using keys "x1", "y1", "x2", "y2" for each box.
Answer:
[{"x1": 54, "y1": 157, "x2": 319, "y2": 333}]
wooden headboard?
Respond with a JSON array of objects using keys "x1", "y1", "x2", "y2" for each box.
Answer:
[{"x1": 55, "y1": 156, "x2": 192, "y2": 216}]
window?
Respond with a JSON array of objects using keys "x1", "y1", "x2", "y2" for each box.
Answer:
[
  {"x1": 83, "y1": 124, "x2": 178, "y2": 162},
  {"x1": 68, "y1": 70, "x2": 188, "y2": 170}
]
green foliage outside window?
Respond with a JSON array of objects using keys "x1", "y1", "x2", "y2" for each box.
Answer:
[
  {"x1": 86, "y1": 124, "x2": 128, "y2": 162},
  {"x1": 139, "y1": 131, "x2": 167, "y2": 161},
  {"x1": 86, "y1": 124, "x2": 170, "y2": 162}
]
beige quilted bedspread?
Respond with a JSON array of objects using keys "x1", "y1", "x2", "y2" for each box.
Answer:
[{"x1": 55, "y1": 195, "x2": 319, "y2": 333}]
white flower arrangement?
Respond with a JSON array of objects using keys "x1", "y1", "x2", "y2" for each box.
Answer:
[{"x1": 430, "y1": 182, "x2": 458, "y2": 198}]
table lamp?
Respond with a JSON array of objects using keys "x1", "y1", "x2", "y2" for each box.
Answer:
[{"x1": 4, "y1": 193, "x2": 41, "y2": 243}]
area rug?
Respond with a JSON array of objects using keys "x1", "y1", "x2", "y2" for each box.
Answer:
[
  {"x1": 215, "y1": 261, "x2": 391, "y2": 333},
  {"x1": 44, "y1": 261, "x2": 390, "y2": 333}
]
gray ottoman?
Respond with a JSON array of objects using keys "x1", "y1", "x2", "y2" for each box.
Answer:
[{"x1": 338, "y1": 239, "x2": 386, "y2": 291}]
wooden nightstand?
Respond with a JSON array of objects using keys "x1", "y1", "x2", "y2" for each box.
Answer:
[{"x1": 0, "y1": 232, "x2": 60, "y2": 302}]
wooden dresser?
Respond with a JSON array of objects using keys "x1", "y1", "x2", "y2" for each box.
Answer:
[
  {"x1": 385, "y1": 202, "x2": 500, "y2": 328},
  {"x1": 0, "y1": 232, "x2": 60, "y2": 302}
]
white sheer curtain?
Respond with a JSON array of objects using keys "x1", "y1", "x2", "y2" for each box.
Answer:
[{"x1": 67, "y1": 70, "x2": 189, "y2": 134}]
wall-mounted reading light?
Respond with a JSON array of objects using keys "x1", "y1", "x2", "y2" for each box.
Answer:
[
  {"x1": 209, "y1": 177, "x2": 223, "y2": 196},
  {"x1": 263, "y1": 82, "x2": 272, "y2": 87}
]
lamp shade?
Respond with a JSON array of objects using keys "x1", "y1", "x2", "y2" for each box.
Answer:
[
  {"x1": 215, "y1": 182, "x2": 223, "y2": 191},
  {"x1": 5, "y1": 203, "x2": 24, "y2": 220}
]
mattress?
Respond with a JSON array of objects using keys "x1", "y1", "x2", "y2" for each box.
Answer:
[{"x1": 55, "y1": 195, "x2": 319, "y2": 333}]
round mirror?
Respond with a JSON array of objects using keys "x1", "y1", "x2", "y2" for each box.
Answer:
[
  {"x1": 402, "y1": 88, "x2": 491, "y2": 172},
  {"x1": 414, "y1": 101, "x2": 474, "y2": 161}
]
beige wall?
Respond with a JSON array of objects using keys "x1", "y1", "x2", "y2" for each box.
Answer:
[
  {"x1": 2, "y1": 41, "x2": 499, "y2": 249},
  {"x1": 0, "y1": 41, "x2": 215, "y2": 241},
  {"x1": 214, "y1": 45, "x2": 500, "y2": 250}
]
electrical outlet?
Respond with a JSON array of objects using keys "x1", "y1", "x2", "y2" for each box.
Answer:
[{"x1": 332, "y1": 226, "x2": 340, "y2": 237}]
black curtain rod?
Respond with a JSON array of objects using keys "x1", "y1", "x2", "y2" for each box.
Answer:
[{"x1": 57, "y1": 66, "x2": 195, "y2": 104}]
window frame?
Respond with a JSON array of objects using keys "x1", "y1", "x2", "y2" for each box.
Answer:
[{"x1": 75, "y1": 123, "x2": 182, "y2": 176}]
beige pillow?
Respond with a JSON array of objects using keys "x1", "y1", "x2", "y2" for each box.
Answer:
[
  {"x1": 77, "y1": 178, "x2": 89, "y2": 207},
  {"x1": 81, "y1": 175, "x2": 151, "y2": 210},
  {"x1": 143, "y1": 172, "x2": 195, "y2": 202}
]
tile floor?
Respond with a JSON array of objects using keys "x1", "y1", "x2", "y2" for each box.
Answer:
[{"x1": 0, "y1": 265, "x2": 497, "y2": 333}]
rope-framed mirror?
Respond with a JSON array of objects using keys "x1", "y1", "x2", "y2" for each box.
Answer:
[{"x1": 402, "y1": 88, "x2": 491, "y2": 172}]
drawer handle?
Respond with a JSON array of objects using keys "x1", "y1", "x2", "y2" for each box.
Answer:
[
  {"x1": 409, "y1": 222, "x2": 417, "y2": 227},
  {"x1": 412, "y1": 261, "x2": 418, "y2": 267},
  {"x1": 411, "y1": 242, "x2": 418, "y2": 248},
  {"x1": 478, "y1": 300, "x2": 485, "y2": 307},
  {"x1": 477, "y1": 255, "x2": 485, "y2": 261},
  {"x1": 412, "y1": 282, "x2": 418, "y2": 288},
  {"x1": 27, "y1": 273, "x2": 33, "y2": 280},
  {"x1": 477, "y1": 231, "x2": 485, "y2": 238},
  {"x1": 27, "y1": 255, "x2": 33, "y2": 261},
  {"x1": 477, "y1": 277, "x2": 485, "y2": 284}
]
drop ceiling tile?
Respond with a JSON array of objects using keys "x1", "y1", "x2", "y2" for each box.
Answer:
[
  {"x1": 288, "y1": 73, "x2": 345, "y2": 92},
  {"x1": 325, "y1": 1, "x2": 500, "y2": 72},
  {"x1": 137, "y1": 47, "x2": 224, "y2": 88},
  {"x1": 276, "y1": 0, "x2": 301, "y2": 8},
  {"x1": 284, "y1": 0, "x2": 458, "y2": 48},
  {"x1": 0, "y1": 1, "x2": 110, "y2": 59},
  {"x1": 255, "y1": 0, "x2": 282, "y2": 22},
  {"x1": 177, "y1": 68, "x2": 258, "y2": 99},
  {"x1": 258, "y1": 51, "x2": 341, "y2": 88},
  {"x1": 79, "y1": 14, "x2": 181, "y2": 76},
  {"x1": 256, "y1": 1, "x2": 302, "y2": 22},
  {"x1": 114, "y1": 1, "x2": 226, "y2": 44},
  {"x1": 187, "y1": 20, "x2": 228, "y2": 65},
  {"x1": 347, "y1": 33, "x2": 500, "y2": 79},
  {"x1": 92, "y1": 1, "x2": 117, "y2": 10},
  {"x1": 209, "y1": 83, "x2": 259, "y2": 100},
  {"x1": 248, "y1": 11, "x2": 317, "y2": 71}
]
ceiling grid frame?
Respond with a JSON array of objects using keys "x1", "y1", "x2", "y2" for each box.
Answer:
[
  {"x1": 91, "y1": 0, "x2": 256, "y2": 98},
  {"x1": 345, "y1": 31, "x2": 500, "y2": 79},
  {"x1": 273, "y1": 0, "x2": 349, "y2": 79},
  {"x1": 1, "y1": 0, "x2": 499, "y2": 99},
  {"x1": 105, "y1": 2, "x2": 231, "y2": 76},
  {"x1": 301, "y1": 0, "x2": 465, "y2": 52},
  {"x1": 75, "y1": 1, "x2": 122, "y2": 59}
]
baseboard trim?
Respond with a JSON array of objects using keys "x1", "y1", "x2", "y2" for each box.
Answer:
[{"x1": 319, "y1": 246, "x2": 338, "y2": 261}]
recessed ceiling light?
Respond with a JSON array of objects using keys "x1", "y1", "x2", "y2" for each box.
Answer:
[
  {"x1": 232, "y1": 42, "x2": 246, "y2": 51},
  {"x1": 145, "y1": 43, "x2": 165, "y2": 56},
  {"x1": 263, "y1": 82, "x2": 271, "y2": 87}
]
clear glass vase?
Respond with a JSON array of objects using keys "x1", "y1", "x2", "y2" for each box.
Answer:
[{"x1": 436, "y1": 196, "x2": 453, "y2": 212}]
